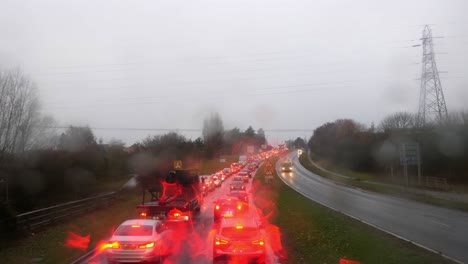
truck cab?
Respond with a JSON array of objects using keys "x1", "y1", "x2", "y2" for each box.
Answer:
[{"x1": 137, "y1": 170, "x2": 202, "y2": 220}]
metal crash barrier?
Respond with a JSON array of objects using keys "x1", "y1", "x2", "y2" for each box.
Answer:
[{"x1": 15, "y1": 192, "x2": 116, "y2": 232}]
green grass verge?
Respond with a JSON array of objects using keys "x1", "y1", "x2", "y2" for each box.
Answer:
[
  {"x1": 299, "y1": 154, "x2": 468, "y2": 213},
  {"x1": 199, "y1": 155, "x2": 238, "y2": 175},
  {"x1": 253, "y1": 161, "x2": 454, "y2": 264},
  {"x1": 0, "y1": 189, "x2": 141, "y2": 264}
]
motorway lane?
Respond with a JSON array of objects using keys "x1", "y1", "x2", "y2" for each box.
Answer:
[
  {"x1": 278, "y1": 152, "x2": 468, "y2": 264},
  {"x1": 78, "y1": 169, "x2": 278, "y2": 264}
]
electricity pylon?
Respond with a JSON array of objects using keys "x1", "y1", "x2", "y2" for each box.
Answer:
[{"x1": 417, "y1": 25, "x2": 448, "y2": 126}]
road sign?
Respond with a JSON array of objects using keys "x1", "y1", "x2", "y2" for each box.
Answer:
[
  {"x1": 264, "y1": 158, "x2": 275, "y2": 180},
  {"x1": 264, "y1": 158, "x2": 274, "y2": 168},
  {"x1": 399, "y1": 142, "x2": 422, "y2": 185},
  {"x1": 264, "y1": 167, "x2": 274, "y2": 180},
  {"x1": 400, "y1": 143, "x2": 420, "y2": 165},
  {"x1": 173, "y1": 160, "x2": 183, "y2": 170}
]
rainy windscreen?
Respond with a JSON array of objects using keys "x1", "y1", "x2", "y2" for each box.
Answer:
[{"x1": 1, "y1": 1, "x2": 468, "y2": 264}]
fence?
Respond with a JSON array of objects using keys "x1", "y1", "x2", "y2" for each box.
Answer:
[
  {"x1": 424, "y1": 176, "x2": 449, "y2": 190},
  {"x1": 14, "y1": 192, "x2": 117, "y2": 232}
]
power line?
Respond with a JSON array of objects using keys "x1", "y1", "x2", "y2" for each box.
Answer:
[
  {"x1": 41, "y1": 83, "x2": 357, "y2": 109},
  {"x1": 47, "y1": 126, "x2": 315, "y2": 133}
]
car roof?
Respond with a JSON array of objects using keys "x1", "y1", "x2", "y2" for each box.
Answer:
[
  {"x1": 120, "y1": 219, "x2": 162, "y2": 226},
  {"x1": 231, "y1": 181, "x2": 244, "y2": 184}
]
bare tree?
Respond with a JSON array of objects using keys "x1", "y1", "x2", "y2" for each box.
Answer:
[
  {"x1": 22, "y1": 115, "x2": 58, "y2": 151},
  {"x1": 0, "y1": 69, "x2": 42, "y2": 164},
  {"x1": 378, "y1": 112, "x2": 416, "y2": 132},
  {"x1": 461, "y1": 111, "x2": 468, "y2": 126}
]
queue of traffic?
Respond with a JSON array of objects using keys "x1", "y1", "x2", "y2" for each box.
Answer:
[{"x1": 100, "y1": 148, "x2": 287, "y2": 264}]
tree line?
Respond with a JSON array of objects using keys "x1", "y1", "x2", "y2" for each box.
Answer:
[
  {"x1": 0, "y1": 68, "x2": 269, "y2": 216},
  {"x1": 135, "y1": 113, "x2": 268, "y2": 186},
  {"x1": 307, "y1": 111, "x2": 468, "y2": 184}
]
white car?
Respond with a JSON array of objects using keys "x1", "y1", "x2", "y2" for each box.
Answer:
[
  {"x1": 213, "y1": 176, "x2": 222, "y2": 187},
  {"x1": 105, "y1": 219, "x2": 171, "y2": 263}
]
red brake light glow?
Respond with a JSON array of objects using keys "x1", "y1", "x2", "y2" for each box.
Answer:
[
  {"x1": 215, "y1": 205, "x2": 220, "y2": 210},
  {"x1": 131, "y1": 225, "x2": 141, "y2": 228},
  {"x1": 237, "y1": 205, "x2": 242, "y2": 210},
  {"x1": 236, "y1": 225, "x2": 243, "y2": 229},
  {"x1": 252, "y1": 239, "x2": 264, "y2": 246},
  {"x1": 215, "y1": 237, "x2": 229, "y2": 246},
  {"x1": 140, "y1": 212, "x2": 147, "y2": 217}
]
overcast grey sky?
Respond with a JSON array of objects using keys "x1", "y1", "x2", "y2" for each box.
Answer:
[{"x1": 1, "y1": 0, "x2": 467, "y2": 145}]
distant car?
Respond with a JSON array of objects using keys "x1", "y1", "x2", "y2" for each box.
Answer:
[
  {"x1": 232, "y1": 176, "x2": 244, "y2": 183},
  {"x1": 200, "y1": 183, "x2": 208, "y2": 197},
  {"x1": 237, "y1": 171, "x2": 249, "y2": 183},
  {"x1": 105, "y1": 219, "x2": 170, "y2": 264},
  {"x1": 213, "y1": 177, "x2": 222, "y2": 187},
  {"x1": 227, "y1": 190, "x2": 249, "y2": 203},
  {"x1": 281, "y1": 161, "x2": 293, "y2": 172},
  {"x1": 213, "y1": 217, "x2": 265, "y2": 262},
  {"x1": 230, "y1": 181, "x2": 246, "y2": 191},
  {"x1": 205, "y1": 179, "x2": 216, "y2": 192},
  {"x1": 213, "y1": 197, "x2": 248, "y2": 222}
]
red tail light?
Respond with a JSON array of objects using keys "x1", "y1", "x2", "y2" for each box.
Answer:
[
  {"x1": 140, "y1": 212, "x2": 147, "y2": 218},
  {"x1": 215, "y1": 237, "x2": 229, "y2": 246},
  {"x1": 215, "y1": 205, "x2": 220, "y2": 210},
  {"x1": 252, "y1": 239, "x2": 264, "y2": 246},
  {"x1": 139, "y1": 242, "x2": 155, "y2": 249}
]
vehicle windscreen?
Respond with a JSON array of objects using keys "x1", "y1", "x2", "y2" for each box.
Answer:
[{"x1": 114, "y1": 225, "x2": 153, "y2": 236}]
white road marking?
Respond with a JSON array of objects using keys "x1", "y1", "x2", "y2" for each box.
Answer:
[{"x1": 430, "y1": 220, "x2": 449, "y2": 227}]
